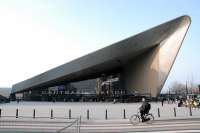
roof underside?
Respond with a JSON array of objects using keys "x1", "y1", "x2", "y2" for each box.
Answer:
[{"x1": 12, "y1": 15, "x2": 190, "y2": 94}]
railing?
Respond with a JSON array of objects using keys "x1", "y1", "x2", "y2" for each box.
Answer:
[
  {"x1": 56, "y1": 116, "x2": 81, "y2": 133},
  {"x1": 0, "y1": 116, "x2": 81, "y2": 133}
]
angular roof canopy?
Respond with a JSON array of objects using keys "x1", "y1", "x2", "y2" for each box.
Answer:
[{"x1": 12, "y1": 15, "x2": 191, "y2": 94}]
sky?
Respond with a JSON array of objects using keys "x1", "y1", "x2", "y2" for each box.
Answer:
[{"x1": 0, "y1": 0, "x2": 199, "y2": 93}]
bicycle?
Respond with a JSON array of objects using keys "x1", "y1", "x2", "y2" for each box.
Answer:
[{"x1": 129, "y1": 111, "x2": 154, "y2": 125}]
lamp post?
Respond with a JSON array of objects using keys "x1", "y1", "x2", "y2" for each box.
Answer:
[
  {"x1": 186, "y1": 81, "x2": 188, "y2": 95},
  {"x1": 198, "y1": 85, "x2": 200, "y2": 94}
]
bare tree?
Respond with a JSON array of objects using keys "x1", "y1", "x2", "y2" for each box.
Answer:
[{"x1": 169, "y1": 81, "x2": 186, "y2": 94}]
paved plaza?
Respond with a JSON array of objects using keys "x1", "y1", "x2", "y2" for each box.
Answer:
[
  {"x1": 0, "y1": 102, "x2": 200, "y2": 120},
  {"x1": 0, "y1": 102, "x2": 200, "y2": 132}
]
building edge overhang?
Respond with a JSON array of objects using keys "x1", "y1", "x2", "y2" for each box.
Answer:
[
  {"x1": 11, "y1": 15, "x2": 191, "y2": 94},
  {"x1": 123, "y1": 15, "x2": 191, "y2": 97},
  {"x1": 157, "y1": 15, "x2": 191, "y2": 96}
]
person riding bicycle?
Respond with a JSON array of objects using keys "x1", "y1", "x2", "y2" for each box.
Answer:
[{"x1": 139, "y1": 98, "x2": 151, "y2": 122}]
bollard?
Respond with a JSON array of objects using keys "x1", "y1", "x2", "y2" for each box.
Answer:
[
  {"x1": 157, "y1": 108, "x2": 160, "y2": 117},
  {"x1": 51, "y1": 109, "x2": 53, "y2": 119},
  {"x1": 87, "y1": 109, "x2": 89, "y2": 120},
  {"x1": 0, "y1": 108, "x2": 1, "y2": 117},
  {"x1": 69, "y1": 109, "x2": 71, "y2": 119},
  {"x1": 173, "y1": 107, "x2": 176, "y2": 117},
  {"x1": 16, "y1": 108, "x2": 18, "y2": 118},
  {"x1": 123, "y1": 109, "x2": 126, "y2": 119},
  {"x1": 78, "y1": 115, "x2": 81, "y2": 133},
  {"x1": 33, "y1": 109, "x2": 35, "y2": 118},
  {"x1": 189, "y1": 105, "x2": 192, "y2": 116},
  {"x1": 79, "y1": 115, "x2": 82, "y2": 124},
  {"x1": 105, "y1": 109, "x2": 108, "y2": 120}
]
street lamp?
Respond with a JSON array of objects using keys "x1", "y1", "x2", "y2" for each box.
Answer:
[{"x1": 198, "y1": 85, "x2": 200, "y2": 94}]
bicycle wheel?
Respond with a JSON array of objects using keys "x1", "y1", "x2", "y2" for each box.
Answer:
[
  {"x1": 129, "y1": 114, "x2": 140, "y2": 125},
  {"x1": 145, "y1": 113, "x2": 154, "y2": 124}
]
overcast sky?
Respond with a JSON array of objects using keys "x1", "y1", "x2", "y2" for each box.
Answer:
[{"x1": 0, "y1": 0, "x2": 199, "y2": 92}]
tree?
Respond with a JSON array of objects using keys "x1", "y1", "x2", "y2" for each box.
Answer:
[
  {"x1": 169, "y1": 81, "x2": 199, "y2": 95},
  {"x1": 169, "y1": 81, "x2": 186, "y2": 94}
]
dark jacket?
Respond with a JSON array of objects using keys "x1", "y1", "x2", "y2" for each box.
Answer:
[{"x1": 140, "y1": 101, "x2": 151, "y2": 113}]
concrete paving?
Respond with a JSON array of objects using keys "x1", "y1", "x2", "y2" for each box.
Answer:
[
  {"x1": 80, "y1": 118, "x2": 200, "y2": 133},
  {"x1": 0, "y1": 102, "x2": 200, "y2": 120},
  {"x1": 1, "y1": 117, "x2": 200, "y2": 132},
  {"x1": 1, "y1": 102, "x2": 200, "y2": 132}
]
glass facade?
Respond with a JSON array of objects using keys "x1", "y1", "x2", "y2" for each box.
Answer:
[{"x1": 14, "y1": 73, "x2": 126, "y2": 102}]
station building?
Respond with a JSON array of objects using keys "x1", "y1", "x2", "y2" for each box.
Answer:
[{"x1": 10, "y1": 16, "x2": 191, "y2": 102}]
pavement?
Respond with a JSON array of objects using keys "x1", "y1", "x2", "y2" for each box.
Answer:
[
  {"x1": 1, "y1": 117, "x2": 200, "y2": 133},
  {"x1": 1, "y1": 101, "x2": 200, "y2": 120},
  {"x1": 79, "y1": 118, "x2": 200, "y2": 133},
  {"x1": 1, "y1": 102, "x2": 200, "y2": 132}
]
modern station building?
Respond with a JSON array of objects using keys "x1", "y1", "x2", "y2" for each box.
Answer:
[
  {"x1": 0, "y1": 88, "x2": 11, "y2": 103},
  {"x1": 10, "y1": 15, "x2": 191, "y2": 102}
]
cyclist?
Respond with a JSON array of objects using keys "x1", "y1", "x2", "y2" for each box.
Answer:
[{"x1": 139, "y1": 98, "x2": 151, "y2": 122}]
